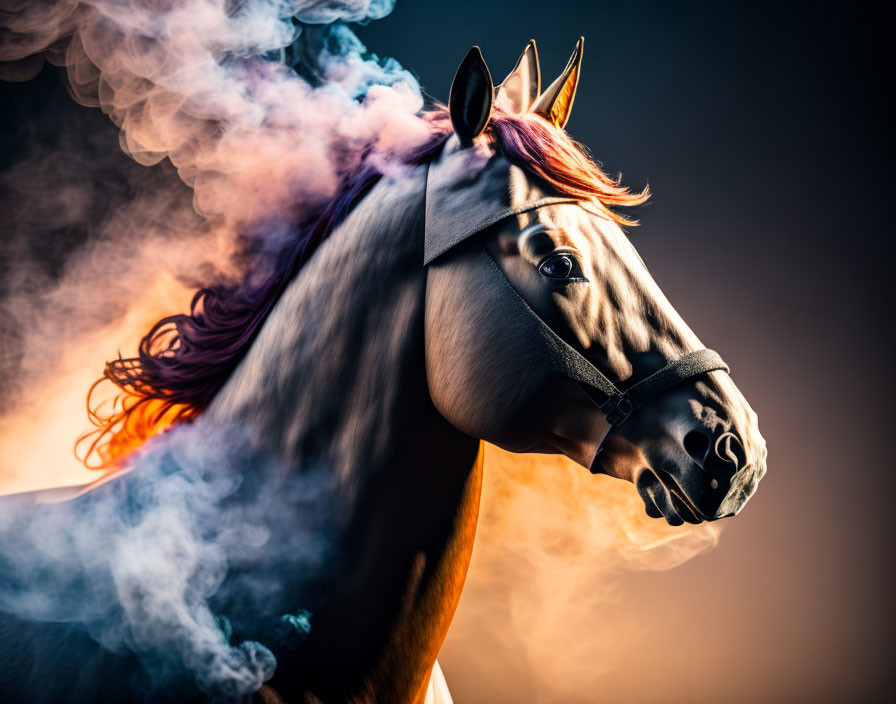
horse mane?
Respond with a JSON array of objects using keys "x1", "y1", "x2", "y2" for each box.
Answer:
[{"x1": 79, "y1": 106, "x2": 649, "y2": 468}]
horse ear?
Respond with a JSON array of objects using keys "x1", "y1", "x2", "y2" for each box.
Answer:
[
  {"x1": 494, "y1": 39, "x2": 540, "y2": 115},
  {"x1": 449, "y1": 46, "x2": 494, "y2": 146},
  {"x1": 531, "y1": 37, "x2": 584, "y2": 129}
]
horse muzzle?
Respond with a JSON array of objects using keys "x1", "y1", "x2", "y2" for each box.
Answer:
[{"x1": 632, "y1": 428, "x2": 766, "y2": 525}]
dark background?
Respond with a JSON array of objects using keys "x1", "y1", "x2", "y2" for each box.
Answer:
[{"x1": 2, "y1": 1, "x2": 893, "y2": 702}]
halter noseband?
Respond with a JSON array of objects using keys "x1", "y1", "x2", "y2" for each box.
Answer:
[{"x1": 479, "y1": 245, "x2": 730, "y2": 431}]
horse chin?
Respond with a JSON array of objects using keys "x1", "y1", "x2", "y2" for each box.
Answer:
[{"x1": 491, "y1": 432, "x2": 598, "y2": 466}]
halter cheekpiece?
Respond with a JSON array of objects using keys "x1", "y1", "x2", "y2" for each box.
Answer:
[{"x1": 423, "y1": 143, "x2": 731, "y2": 434}]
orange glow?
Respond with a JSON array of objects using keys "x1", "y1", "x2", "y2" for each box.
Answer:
[
  {"x1": 445, "y1": 444, "x2": 721, "y2": 701},
  {"x1": 77, "y1": 387, "x2": 191, "y2": 469},
  {"x1": 0, "y1": 273, "x2": 193, "y2": 495}
]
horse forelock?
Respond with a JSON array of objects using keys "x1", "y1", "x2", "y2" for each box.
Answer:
[{"x1": 81, "y1": 106, "x2": 648, "y2": 469}]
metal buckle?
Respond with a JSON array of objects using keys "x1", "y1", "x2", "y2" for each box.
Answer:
[{"x1": 601, "y1": 395, "x2": 636, "y2": 427}]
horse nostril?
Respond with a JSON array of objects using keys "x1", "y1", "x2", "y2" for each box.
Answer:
[{"x1": 683, "y1": 429, "x2": 711, "y2": 466}]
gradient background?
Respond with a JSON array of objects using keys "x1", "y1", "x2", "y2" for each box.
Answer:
[
  {"x1": 368, "y1": 3, "x2": 893, "y2": 702},
  {"x1": 2, "y1": 1, "x2": 893, "y2": 703}
]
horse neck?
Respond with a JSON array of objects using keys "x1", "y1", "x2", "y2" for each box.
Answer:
[
  {"x1": 209, "y1": 161, "x2": 483, "y2": 702},
  {"x1": 208, "y1": 162, "x2": 475, "y2": 498}
]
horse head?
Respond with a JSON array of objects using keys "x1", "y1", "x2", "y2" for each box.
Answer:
[{"x1": 425, "y1": 41, "x2": 767, "y2": 525}]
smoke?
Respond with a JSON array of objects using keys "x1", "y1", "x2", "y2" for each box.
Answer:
[
  {"x1": 0, "y1": 419, "x2": 332, "y2": 699},
  {"x1": 0, "y1": 1, "x2": 430, "y2": 228},
  {"x1": 0, "y1": 112, "x2": 225, "y2": 491},
  {"x1": 445, "y1": 445, "x2": 722, "y2": 702},
  {"x1": 0, "y1": 0, "x2": 430, "y2": 491}
]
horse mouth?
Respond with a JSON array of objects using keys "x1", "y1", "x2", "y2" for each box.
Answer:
[
  {"x1": 636, "y1": 470, "x2": 705, "y2": 526},
  {"x1": 636, "y1": 462, "x2": 763, "y2": 525}
]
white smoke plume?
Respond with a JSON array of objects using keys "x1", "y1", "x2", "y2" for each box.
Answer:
[
  {"x1": 0, "y1": 0, "x2": 430, "y2": 492},
  {"x1": 0, "y1": 420, "x2": 333, "y2": 699},
  {"x1": 0, "y1": 1, "x2": 430, "y2": 228}
]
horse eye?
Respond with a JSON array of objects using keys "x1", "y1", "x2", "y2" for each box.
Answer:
[{"x1": 538, "y1": 253, "x2": 580, "y2": 281}]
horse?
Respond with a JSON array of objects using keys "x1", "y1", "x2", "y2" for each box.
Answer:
[{"x1": 0, "y1": 39, "x2": 767, "y2": 704}]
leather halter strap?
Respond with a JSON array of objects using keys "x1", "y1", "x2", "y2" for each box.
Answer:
[{"x1": 480, "y1": 246, "x2": 730, "y2": 429}]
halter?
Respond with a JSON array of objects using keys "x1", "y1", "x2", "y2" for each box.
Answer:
[
  {"x1": 423, "y1": 144, "x2": 730, "y2": 435},
  {"x1": 479, "y1": 245, "x2": 729, "y2": 429}
]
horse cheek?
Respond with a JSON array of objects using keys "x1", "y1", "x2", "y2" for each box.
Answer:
[{"x1": 424, "y1": 241, "x2": 551, "y2": 449}]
